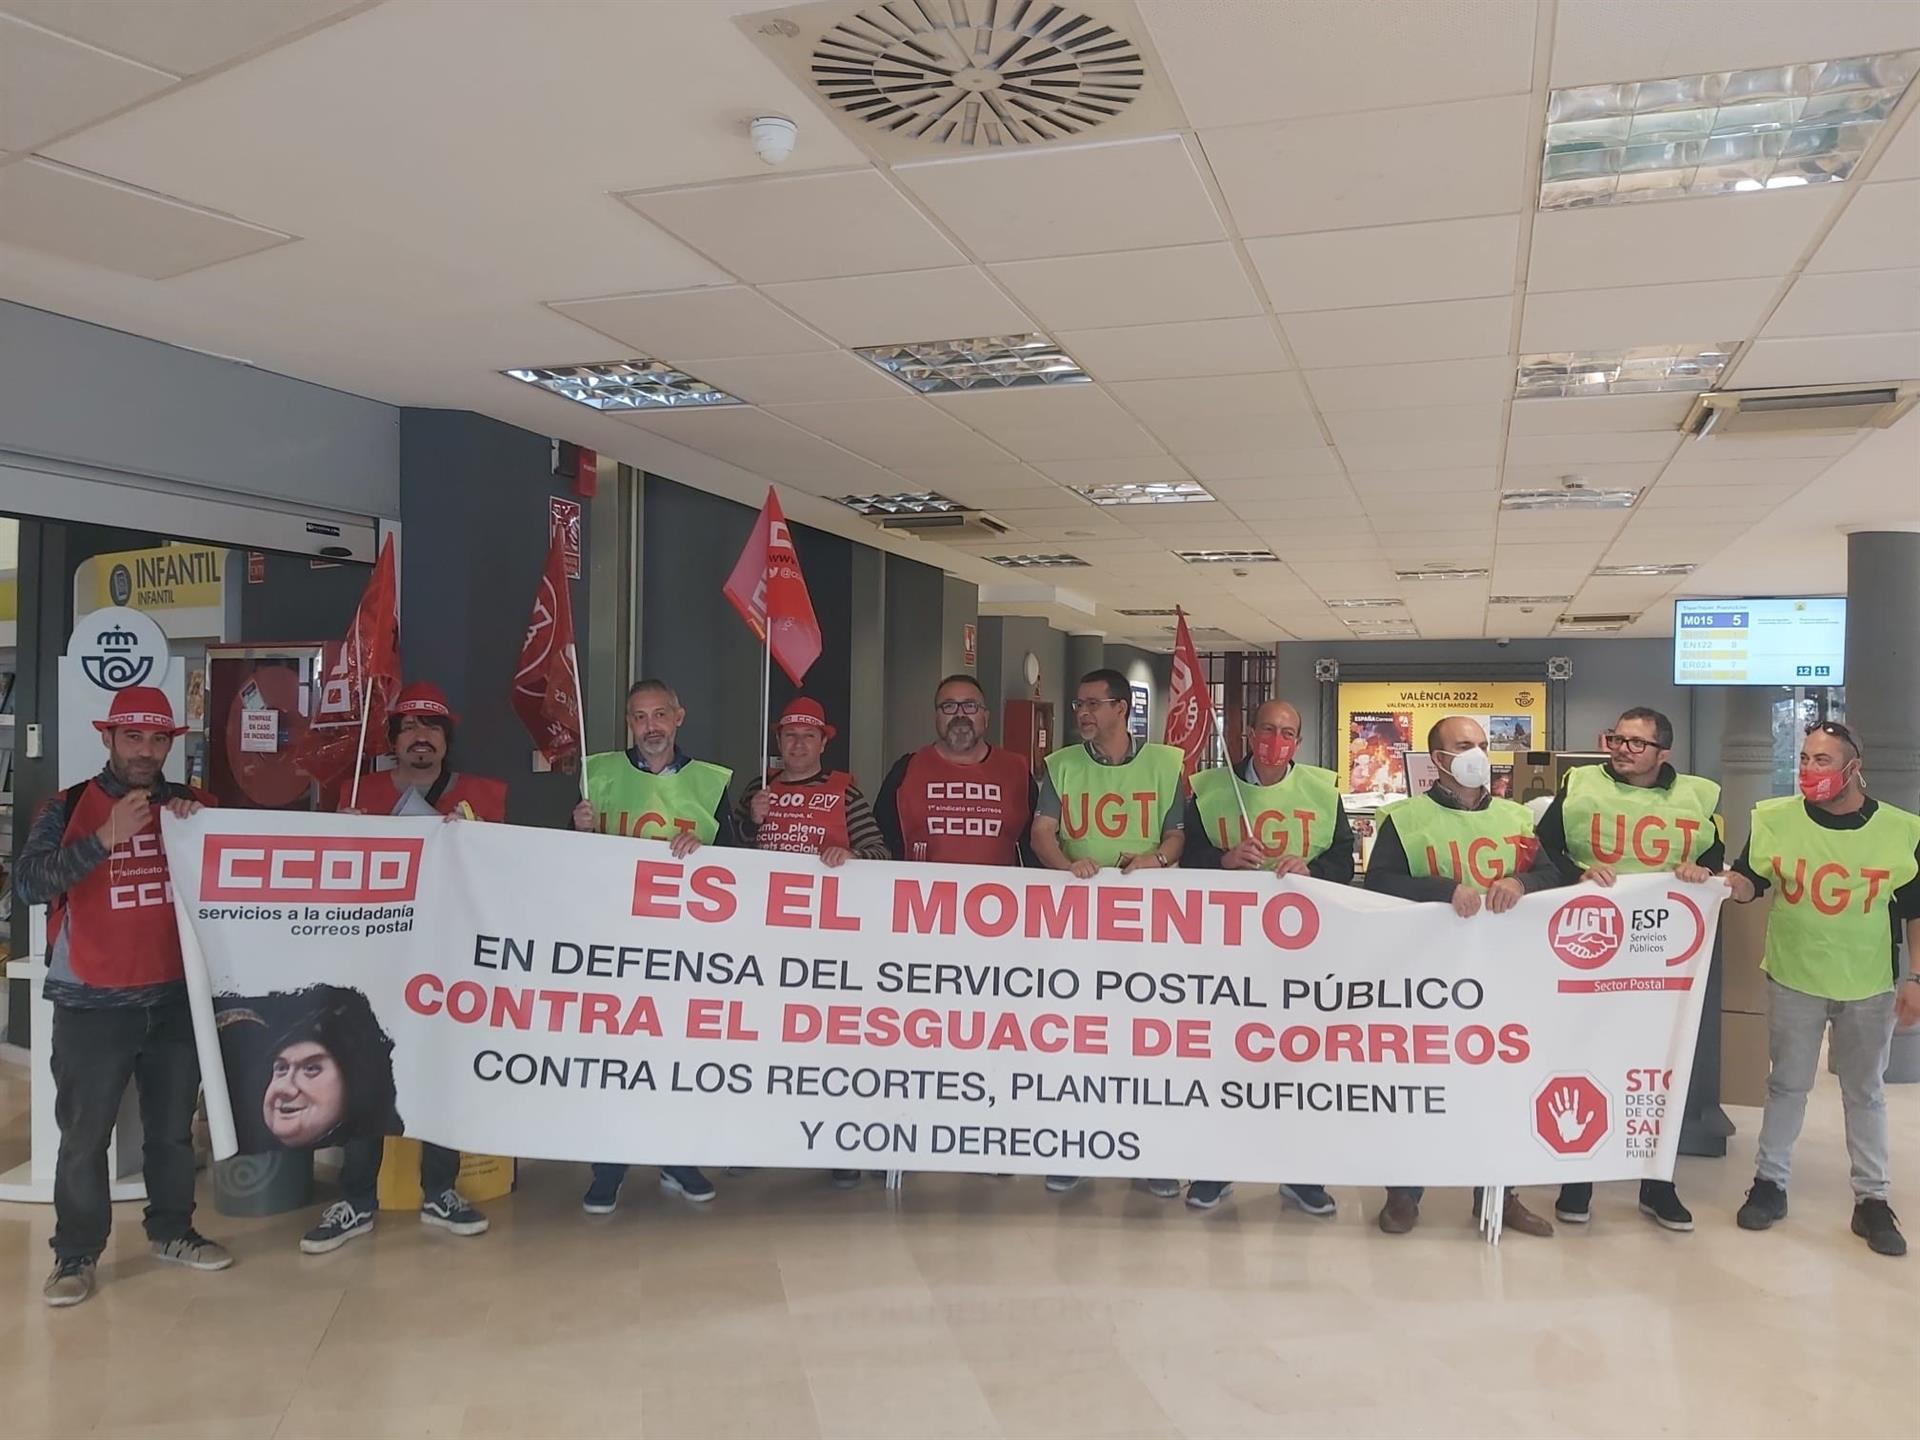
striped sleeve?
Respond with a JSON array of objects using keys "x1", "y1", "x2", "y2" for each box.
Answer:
[{"x1": 843, "y1": 784, "x2": 891, "y2": 859}]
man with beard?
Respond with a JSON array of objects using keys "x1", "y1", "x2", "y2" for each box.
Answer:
[
  {"x1": 299, "y1": 683, "x2": 501, "y2": 1254},
  {"x1": 1535, "y1": 705, "x2": 1722, "y2": 1233},
  {"x1": 875, "y1": 673, "x2": 1036, "y2": 868},
  {"x1": 1364, "y1": 715, "x2": 1566, "y2": 1239},
  {"x1": 572, "y1": 678, "x2": 736, "y2": 1212},
  {"x1": 16, "y1": 687, "x2": 230, "y2": 1306},
  {"x1": 738, "y1": 697, "x2": 890, "y2": 866}
]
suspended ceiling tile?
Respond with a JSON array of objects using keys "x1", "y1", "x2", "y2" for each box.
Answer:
[
  {"x1": 991, "y1": 243, "x2": 1262, "y2": 331},
  {"x1": 1250, "y1": 215, "x2": 1522, "y2": 314},
  {"x1": 1727, "y1": 331, "x2": 1920, "y2": 388},
  {"x1": 1108, "y1": 372, "x2": 1312, "y2": 423},
  {"x1": 1338, "y1": 435, "x2": 1505, "y2": 471},
  {"x1": 1529, "y1": 187, "x2": 1841, "y2": 292},
  {"x1": 620, "y1": 404, "x2": 872, "y2": 477},
  {"x1": 1503, "y1": 431, "x2": 1685, "y2": 466},
  {"x1": 765, "y1": 398, "x2": 1014, "y2": 467},
  {"x1": 683, "y1": 350, "x2": 906, "y2": 405},
  {"x1": 1035, "y1": 456, "x2": 1193, "y2": 488},
  {"x1": 759, "y1": 266, "x2": 1034, "y2": 349},
  {"x1": 1507, "y1": 393, "x2": 1696, "y2": 435},
  {"x1": 1281, "y1": 296, "x2": 1515, "y2": 368},
  {"x1": 550, "y1": 285, "x2": 833, "y2": 361},
  {"x1": 1682, "y1": 431, "x2": 1863, "y2": 460},
  {"x1": 0, "y1": 157, "x2": 293, "y2": 278},
  {"x1": 1144, "y1": 411, "x2": 1326, "y2": 454},
  {"x1": 1181, "y1": 449, "x2": 1344, "y2": 482},
  {"x1": 0, "y1": 15, "x2": 177, "y2": 151},
  {"x1": 1659, "y1": 456, "x2": 1836, "y2": 486},
  {"x1": 1057, "y1": 317, "x2": 1290, "y2": 382},
  {"x1": 1763, "y1": 268, "x2": 1920, "y2": 338},
  {"x1": 882, "y1": 461, "x2": 1048, "y2": 494},
  {"x1": 1806, "y1": 180, "x2": 1920, "y2": 275},
  {"x1": 1305, "y1": 356, "x2": 1514, "y2": 411},
  {"x1": 931, "y1": 385, "x2": 1169, "y2": 462},
  {"x1": 1323, "y1": 402, "x2": 1507, "y2": 449},
  {"x1": 618, "y1": 169, "x2": 964, "y2": 284},
  {"x1": 1549, "y1": 0, "x2": 1920, "y2": 88},
  {"x1": 1518, "y1": 277, "x2": 1778, "y2": 352},
  {"x1": 1140, "y1": 0, "x2": 1536, "y2": 128},
  {"x1": 1347, "y1": 466, "x2": 1499, "y2": 493},
  {"x1": 1505, "y1": 459, "x2": 1667, "y2": 488},
  {"x1": 1872, "y1": 111, "x2": 1920, "y2": 184},
  {"x1": 894, "y1": 136, "x2": 1225, "y2": 263},
  {"x1": 1639, "y1": 480, "x2": 1804, "y2": 511},
  {"x1": 3, "y1": 0, "x2": 369, "y2": 76}
]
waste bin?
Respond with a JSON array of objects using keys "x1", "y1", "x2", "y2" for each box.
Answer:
[{"x1": 212, "y1": 1149, "x2": 313, "y2": 1217}]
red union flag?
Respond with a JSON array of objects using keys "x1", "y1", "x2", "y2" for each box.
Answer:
[
  {"x1": 513, "y1": 526, "x2": 583, "y2": 764},
  {"x1": 1163, "y1": 610, "x2": 1216, "y2": 779},
  {"x1": 722, "y1": 488, "x2": 821, "y2": 685},
  {"x1": 299, "y1": 535, "x2": 400, "y2": 782}
]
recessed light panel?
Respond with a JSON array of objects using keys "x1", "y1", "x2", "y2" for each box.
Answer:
[
  {"x1": 502, "y1": 361, "x2": 743, "y2": 411},
  {"x1": 1491, "y1": 594, "x2": 1574, "y2": 605},
  {"x1": 1500, "y1": 486, "x2": 1640, "y2": 511},
  {"x1": 1593, "y1": 562, "x2": 1695, "y2": 577},
  {"x1": 1395, "y1": 566, "x2": 1490, "y2": 581},
  {"x1": 1516, "y1": 345, "x2": 1736, "y2": 398},
  {"x1": 1074, "y1": 481, "x2": 1216, "y2": 506},
  {"x1": 1115, "y1": 607, "x2": 1181, "y2": 616},
  {"x1": 986, "y1": 553, "x2": 1088, "y2": 568},
  {"x1": 854, "y1": 334, "x2": 1090, "y2": 393},
  {"x1": 1175, "y1": 549, "x2": 1280, "y2": 564},
  {"x1": 1324, "y1": 598, "x2": 1405, "y2": 609},
  {"x1": 833, "y1": 491, "x2": 965, "y2": 515},
  {"x1": 1540, "y1": 50, "x2": 1920, "y2": 209}
]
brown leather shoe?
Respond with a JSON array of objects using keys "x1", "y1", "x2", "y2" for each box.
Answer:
[
  {"x1": 1502, "y1": 1192, "x2": 1554, "y2": 1238},
  {"x1": 1379, "y1": 1192, "x2": 1420, "y2": 1234}
]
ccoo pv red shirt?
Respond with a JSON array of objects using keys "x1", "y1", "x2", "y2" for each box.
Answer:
[{"x1": 895, "y1": 745, "x2": 1033, "y2": 866}]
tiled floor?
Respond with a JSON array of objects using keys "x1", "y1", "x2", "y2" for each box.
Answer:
[{"x1": 1, "y1": 1057, "x2": 1910, "y2": 1439}]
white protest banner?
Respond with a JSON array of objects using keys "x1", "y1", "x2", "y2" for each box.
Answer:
[{"x1": 168, "y1": 811, "x2": 1722, "y2": 1186}]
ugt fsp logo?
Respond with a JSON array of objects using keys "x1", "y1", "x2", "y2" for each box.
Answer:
[
  {"x1": 81, "y1": 624, "x2": 154, "y2": 691},
  {"x1": 1548, "y1": 895, "x2": 1623, "y2": 969}
]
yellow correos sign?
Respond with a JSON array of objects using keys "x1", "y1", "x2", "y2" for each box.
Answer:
[
  {"x1": 1338, "y1": 680, "x2": 1548, "y2": 798},
  {"x1": 87, "y1": 544, "x2": 226, "y2": 611}
]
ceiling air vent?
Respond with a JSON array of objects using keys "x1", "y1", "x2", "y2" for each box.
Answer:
[
  {"x1": 875, "y1": 510, "x2": 1011, "y2": 539},
  {"x1": 741, "y1": 0, "x2": 1185, "y2": 159},
  {"x1": 1558, "y1": 612, "x2": 1638, "y2": 632},
  {"x1": 1683, "y1": 385, "x2": 1919, "y2": 438}
]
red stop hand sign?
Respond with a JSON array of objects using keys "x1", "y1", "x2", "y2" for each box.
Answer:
[{"x1": 1533, "y1": 1074, "x2": 1611, "y2": 1157}]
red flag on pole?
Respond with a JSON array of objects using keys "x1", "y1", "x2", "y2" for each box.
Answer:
[
  {"x1": 299, "y1": 534, "x2": 401, "y2": 789},
  {"x1": 1163, "y1": 608, "x2": 1217, "y2": 779},
  {"x1": 513, "y1": 525, "x2": 584, "y2": 766},
  {"x1": 722, "y1": 487, "x2": 822, "y2": 685}
]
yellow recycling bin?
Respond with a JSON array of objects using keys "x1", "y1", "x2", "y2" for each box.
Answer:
[{"x1": 375, "y1": 1138, "x2": 515, "y2": 1211}]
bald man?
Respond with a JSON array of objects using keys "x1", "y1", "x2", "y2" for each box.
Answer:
[
  {"x1": 1365, "y1": 714, "x2": 1569, "y2": 1239},
  {"x1": 1182, "y1": 698, "x2": 1352, "y2": 1216}
]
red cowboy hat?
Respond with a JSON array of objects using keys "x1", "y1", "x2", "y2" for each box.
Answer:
[
  {"x1": 775, "y1": 696, "x2": 837, "y2": 741},
  {"x1": 93, "y1": 685, "x2": 187, "y2": 736},
  {"x1": 393, "y1": 682, "x2": 459, "y2": 724}
]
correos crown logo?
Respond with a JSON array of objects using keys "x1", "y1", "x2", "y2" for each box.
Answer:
[
  {"x1": 1548, "y1": 894, "x2": 1623, "y2": 969},
  {"x1": 81, "y1": 625, "x2": 154, "y2": 691}
]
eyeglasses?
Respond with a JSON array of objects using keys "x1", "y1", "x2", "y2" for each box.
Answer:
[
  {"x1": 935, "y1": 700, "x2": 985, "y2": 717},
  {"x1": 1069, "y1": 698, "x2": 1122, "y2": 712},
  {"x1": 1602, "y1": 733, "x2": 1659, "y2": 755}
]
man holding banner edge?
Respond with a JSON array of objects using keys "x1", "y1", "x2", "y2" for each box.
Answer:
[{"x1": 1535, "y1": 705, "x2": 1722, "y2": 1233}]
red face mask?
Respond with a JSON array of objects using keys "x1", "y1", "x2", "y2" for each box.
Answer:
[
  {"x1": 1252, "y1": 732, "x2": 1298, "y2": 770},
  {"x1": 1798, "y1": 763, "x2": 1855, "y2": 803}
]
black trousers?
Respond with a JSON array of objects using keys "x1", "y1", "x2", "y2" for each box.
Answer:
[
  {"x1": 51, "y1": 1000, "x2": 200, "y2": 1263},
  {"x1": 339, "y1": 1136, "x2": 460, "y2": 1211}
]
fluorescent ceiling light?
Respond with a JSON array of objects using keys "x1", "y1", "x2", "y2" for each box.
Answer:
[
  {"x1": 1323, "y1": 597, "x2": 1405, "y2": 609},
  {"x1": 854, "y1": 334, "x2": 1090, "y2": 394},
  {"x1": 1500, "y1": 484, "x2": 1640, "y2": 511},
  {"x1": 1516, "y1": 344, "x2": 1736, "y2": 398},
  {"x1": 1074, "y1": 480, "x2": 1215, "y2": 506},
  {"x1": 1344, "y1": 616, "x2": 1416, "y2": 630},
  {"x1": 1558, "y1": 615, "x2": 1635, "y2": 631},
  {"x1": 1395, "y1": 566, "x2": 1489, "y2": 581},
  {"x1": 985, "y1": 552, "x2": 1088, "y2": 568},
  {"x1": 1175, "y1": 549, "x2": 1280, "y2": 564},
  {"x1": 1491, "y1": 594, "x2": 1574, "y2": 605},
  {"x1": 1540, "y1": 49, "x2": 1920, "y2": 209},
  {"x1": 832, "y1": 491, "x2": 964, "y2": 515},
  {"x1": 502, "y1": 360, "x2": 744, "y2": 411},
  {"x1": 1350, "y1": 624, "x2": 1419, "y2": 637},
  {"x1": 1115, "y1": 607, "x2": 1181, "y2": 616},
  {"x1": 1593, "y1": 562, "x2": 1695, "y2": 576}
]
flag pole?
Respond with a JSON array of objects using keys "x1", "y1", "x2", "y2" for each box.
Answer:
[
  {"x1": 760, "y1": 615, "x2": 773, "y2": 791},
  {"x1": 568, "y1": 642, "x2": 589, "y2": 803},
  {"x1": 348, "y1": 626, "x2": 370, "y2": 810}
]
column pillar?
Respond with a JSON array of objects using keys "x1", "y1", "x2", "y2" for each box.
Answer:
[
  {"x1": 1846, "y1": 528, "x2": 1920, "y2": 1079},
  {"x1": 1711, "y1": 687, "x2": 1779, "y2": 1138}
]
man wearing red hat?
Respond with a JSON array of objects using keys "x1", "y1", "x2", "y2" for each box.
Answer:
[
  {"x1": 15, "y1": 686, "x2": 230, "y2": 1307},
  {"x1": 298, "y1": 680, "x2": 504, "y2": 1254},
  {"x1": 738, "y1": 697, "x2": 890, "y2": 868}
]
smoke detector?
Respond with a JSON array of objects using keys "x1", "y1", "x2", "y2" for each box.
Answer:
[
  {"x1": 740, "y1": 0, "x2": 1186, "y2": 159},
  {"x1": 749, "y1": 114, "x2": 798, "y2": 165}
]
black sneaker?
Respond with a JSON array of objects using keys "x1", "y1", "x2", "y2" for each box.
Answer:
[
  {"x1": 1852, "y1": 1199, "x2": 1907, "y2": 1257},
  {"x1": 1737, "y1": 1178, "x2": 1788, "y2": 1230},
  {"x1": 301, "y1": 1199, "x2": 375, "y2": 1254},
  {"x1": 660, "y1": 1166, "x2": 716, "y2": 1203},
  {"x1": 830, "y1": 1169, "x2": 862, "y2": 1189},
  {"x1": 1279, "y1": 1183, "x2": 1337, "y2": 1217},
  {"x1": 1186, "y1": 1181, "x2": 1233, "y2": 1210},
  {"x1": 420, "y1": 1188, "x2": 489, "y2": 1237},
  {"x1": 1638, "y1": 1185, "x2": 1693, "y2": 1233},
  {"x1": 582, "y1": 1172, "x2": 623, "y2": 1215},
  {"x1": 1555, "y1": 1183, "x2": 1592, "y2": 1225}
]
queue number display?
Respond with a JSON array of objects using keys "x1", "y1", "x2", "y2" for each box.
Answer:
[{"x1": 1672, "y1": 597, "x2": 1846, "y2": 687}]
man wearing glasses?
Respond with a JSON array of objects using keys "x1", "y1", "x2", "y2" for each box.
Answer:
[
  {"x1": 1535, "y1": 706, "x2": 1723, "y2": 1233},
  {"x1": 875, "y1": 673, "x2": 1037, "y2": 868},
  {"x1": 1181, "y1": 697, "x2": 1349, "y2": 1217},
  {"x1": 1030, "y1": 667, "x2": 1187, "y2": 1198},
  {"x1": 1722, "y1": 721, "x2": 1920, "y2": 1258}
]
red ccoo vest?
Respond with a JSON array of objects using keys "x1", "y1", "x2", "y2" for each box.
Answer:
[
  {"x1": 755, "y1": 772, "x2": 853, "y2": 854},
  {"x1": 351, "y1": 769, "x2": 508, "y2": 822},
  {"x1": 50, "y1": 781, "x2": 215, "y2": 989},
  {"x1": 895, "y1": 745, "x2": 1032, "y2": 866}
]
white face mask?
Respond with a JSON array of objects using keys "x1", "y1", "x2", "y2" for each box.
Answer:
[{"x1": 1439, "y1": 747, "x2": 1492, "y2": 790}]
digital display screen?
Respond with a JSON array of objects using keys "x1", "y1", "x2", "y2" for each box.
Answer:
[{"x1": 1672, "y1": 597, "x2": 1846, "y2": 686}]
